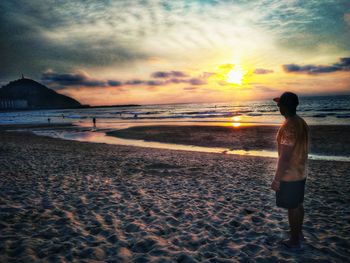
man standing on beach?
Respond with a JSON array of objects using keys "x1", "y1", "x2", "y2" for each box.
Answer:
[{"x1": 271, "y1": 92, "x2": 309, "y2": 248}]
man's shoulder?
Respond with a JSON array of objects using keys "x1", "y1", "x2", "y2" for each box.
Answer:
[
  {"x1": 295, "y1": 115, "x2": 309, "y2": 131},
  {"x1": 287, "y1": 115, "x2": 308, "y2": 127},
  {"x1": 284, "y1": 118, "x2": 297, "y2": 130}
]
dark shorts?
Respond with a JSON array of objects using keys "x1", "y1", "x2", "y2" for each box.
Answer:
[{"x1": 276, "y1": 179, "x2": 306, "y2": 209}]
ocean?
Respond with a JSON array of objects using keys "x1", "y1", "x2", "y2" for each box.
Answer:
[{"x1": 0, "y1": 95, "x2": 349, "y2": 128}]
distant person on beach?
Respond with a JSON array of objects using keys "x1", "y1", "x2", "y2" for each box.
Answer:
[
  {"x1": 271, "y1": 92, "x2": 309, "y2": 248},
  {"x1": 92, "y1": 117, "x2": 96, "y2": 128},
  {"x1": 47, "y1": 118, "x2": 51, "y2": 124}
]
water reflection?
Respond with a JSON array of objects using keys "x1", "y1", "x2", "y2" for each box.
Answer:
[{"x1": 231, "y1": 116, "x2": 241, "y2": 127}]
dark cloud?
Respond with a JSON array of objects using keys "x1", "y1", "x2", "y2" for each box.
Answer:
[
  {"x1": 166, "y1": 78, "x2": 207, "y2": 86},
  {"x1": 254, "y1": 68, "x2": 274, "y2": 74},
  {"x1": 151, "y1": 71, "x2": 188, "y2": 78},
  {"x1": 108, "y1": 80, "x2": 123, "y2": 86},
  {"x1": 168, "y1": 78, "x2": 183, "y2": 84},
  {"x1": 167, "y1": 77, "x2": 207, "y2": 85},
  {"x1": 0, "y1": 0, "x2": 148, "y2": 80},
  {"x1": 146, "y1": 80, "x2": 164, "y2": 86},
  {"x1": 41, "y1": 71, "x2": 106, "y2": 87},
  {"x1": 124, "y1": 79, "x2": 165, "y2": 86},
  {"x1": 188, "y1": 78, "x2": 206, "y2": 85},
  {"x1": 283, "y1": 64, "x2": 338, "y2": 73},
  {"x1": 40, "y1": 69, "x2": 208, "y2": 90},
  {"x1": 255, "y1": 1, "x2": 350, "y2": 53},
  {"x1": 125, "y1": 79, "x2": 144, "y2": 85},
  {"x1": 335, "y1": 57, "x2": 350, "y2": 68},
  {"x1": 125, "y1": 76, "x2": 206, "y2": 86},
  {"x1": 283, "y1": 57, "x2": 350, "y2": 74}
]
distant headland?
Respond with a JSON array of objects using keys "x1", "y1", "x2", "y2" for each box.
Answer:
[{"x1": 0, "y1": 76, "x2": 140, "y2": 111}]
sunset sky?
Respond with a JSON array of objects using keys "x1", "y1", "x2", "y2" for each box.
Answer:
[{"x1": 1, "y1": 0, "x2": 349, "y2": 105}]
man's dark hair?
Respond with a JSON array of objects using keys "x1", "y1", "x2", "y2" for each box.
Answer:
[{"x1": 279, "y1": 92, "x2": 299, "y2": 115}]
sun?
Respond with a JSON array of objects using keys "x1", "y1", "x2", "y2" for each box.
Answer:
[{"x1": 227, "y1": 67, "x2": 244, "y2": 85}]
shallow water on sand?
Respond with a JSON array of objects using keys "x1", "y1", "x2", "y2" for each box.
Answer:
[{"x1": 31, "y1": 129, "x2": 350, "y2": 162}]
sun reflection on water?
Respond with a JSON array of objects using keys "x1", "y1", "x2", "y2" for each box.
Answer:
[{"x1": 231, "y1": 116, "x2": 241, "y2": 127}]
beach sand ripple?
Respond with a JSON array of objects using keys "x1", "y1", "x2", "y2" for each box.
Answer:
[{"x1": 0, "y1": 131, "x2": 349, "y2": 262}]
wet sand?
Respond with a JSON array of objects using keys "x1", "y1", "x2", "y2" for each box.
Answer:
[
  {"x1": 108, "y1": 125, "x2": 350, "y2": 156},
  {"x1": 0, "y1": 129, "x2": 349, "y2": 262}
]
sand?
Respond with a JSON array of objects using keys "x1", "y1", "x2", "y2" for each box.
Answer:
[{"x1": 0, "y1": 129, "x2": 349, "y2": 262}]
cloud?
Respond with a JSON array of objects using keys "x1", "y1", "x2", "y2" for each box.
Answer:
[
  {"x1": 107, "y1": 80, "x2": 123, "y2": 86},
  {"x1": 254, "y1": 68, "x2": 274, "y2": 74},
  {"x1": 124, "y1": 79, "x2": 144, "y2": 85},
  {"x1": 336, "y1": 57, "x2": 350, "y2": 68},
  {"x1": 147, "y1": 80, "x2": 164, "y2": 86},
  {"x1": 167, "y1": 77, "x2": 207, "y2": 85},
  {"x1": 345, "y1": 13, "x2": 350, "y2": 26},
  {"x1": 41, "y1": 69, "x2": 208, "y2": 90},
  {"x1": 124, "y1": 79, "x2": 165, "y2": 86},
  {"x1": 151, "y1": 71, "x2": 188, "y2": 78},
  {"x1": 1, "y1": 0, "x2": 348, "y2": 84},
  {"x1": 188, "y1": 78, "x2": 207, "y2": 85},
  {"x1": 0, "y1": 0, "x2": 150, "y2": 79},
  {"x1": 283, "y1": 57, "x2": 350, "y2": 74},
  {"x1": 41, "y1": 71, "x2": 107, "y2": 87},
  {"x1": 42, "y1": 70, "x2": 125, "y2": 90}
]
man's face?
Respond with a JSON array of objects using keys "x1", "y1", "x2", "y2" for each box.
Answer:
[{"x1": 278, "y1": 102, "x2": 287, "y2": 116}]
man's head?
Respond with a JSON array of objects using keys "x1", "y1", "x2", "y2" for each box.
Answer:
[{"x1": 273, "y1": 92, "x2": 299, "y2": 117}]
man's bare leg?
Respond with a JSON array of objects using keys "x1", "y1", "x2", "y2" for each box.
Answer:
[
  {"x1": 287, "y1": 205, "x2": 303, "y2": 246},
  {"x1": 298, "y1": 204, "x2": 304, "y2": 240}
]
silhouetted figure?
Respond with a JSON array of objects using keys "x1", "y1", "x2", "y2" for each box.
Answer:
[
  {"x1": 271, "y1": 92, "x2": 309, "y2": 249},
  {"x1": 62, "y1": 114, "x2": 65, "y2": 119},
  {"x1": 134, "y1": 114, "x2": 138, "y2": 118},
  {"x1": 92, "y1": 117, "x2": 96, "y2": 128},
  {"x1": 47, "y1": 118, "x2": 51, "y2": 124}
]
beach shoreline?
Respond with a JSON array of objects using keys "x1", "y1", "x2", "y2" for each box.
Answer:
[
  {"x1": 1, "y1": 128, "x2": 349, "y2": 262},
  {"x1": 2, "y1": 123, "x2": 350, "y2": 157},
  {"x1": 108, "y1": 124, "x2": 350, "y2": 157}
]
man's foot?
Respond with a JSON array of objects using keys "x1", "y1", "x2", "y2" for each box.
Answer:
[
  {"x1": 288, "y1": 231, "x2": 305, "y2": 242},
  {"x1": 281, "y1": 239, "x2": 301, "y2": 249}
]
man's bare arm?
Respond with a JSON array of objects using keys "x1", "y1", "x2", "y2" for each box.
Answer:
[{"x1": 274, "y1": 144, "x2": 294, "y2": 182}]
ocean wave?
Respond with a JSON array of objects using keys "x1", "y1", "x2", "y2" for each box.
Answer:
[
  {"x1": 312, "y1": 114, "x2": 327, "y2": 118},
  {"x1": 120, "y1": 113, "x2": 235, "y2": 120},
  {"x1": 257, "y1": 109, "x2": 278, "y2": 112},
  {"x1": 112, "y1": 111, "x2": 166, "y2": 115},
  {"x1": 315, "y1": 108, "x2": 350, "y2": 112},
  {"x1": 67, "y1": 115, "x2": 88, "y2": 119},
  {"x1": 236, "y1": 110, "x2": 253, "y2": 113},
  {"x1": 247, "y1": 113, "x2": 263, "y2": 116},
  {"x1": 336, "y1": 114, "x2": 350, "y2": 118},
  {"x1": 173, "y1": 111, "x2": 220, "y2": 115}
]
